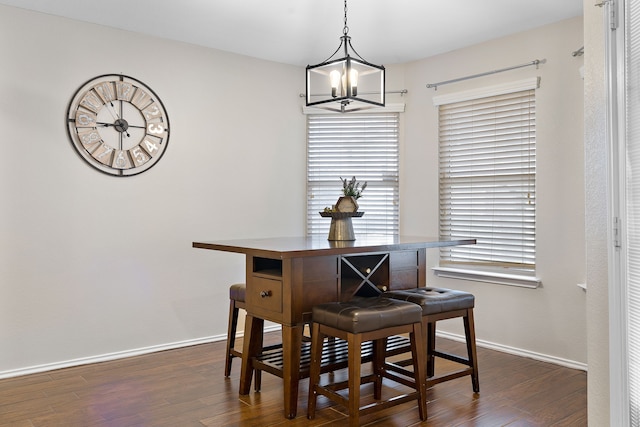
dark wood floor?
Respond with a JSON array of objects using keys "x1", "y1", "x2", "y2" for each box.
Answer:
[{"x1": 0, "y1": 333, "x2": 586, "y2": 426}]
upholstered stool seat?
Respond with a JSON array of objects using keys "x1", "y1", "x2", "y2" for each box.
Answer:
[
  {"x1": 384, "y1": 287, "x2": 479, "y2": 392},
  {"x1": 307, "y1": 297, "x2": 428, "y2": 426},
  {"x1": 228, "y1": 282, "x2": 246, "y2": 304}
]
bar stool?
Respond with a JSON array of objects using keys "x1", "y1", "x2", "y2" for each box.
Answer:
[
  {"x1": 307, "y1": 297, "x2": 428, "y2": 426},
  {"x1": 225, "y1": 283, "x2": 281, "y2": 390},
  {"x1": 225, "y1": 283, "x2": 247, "y2": 375},
  {"x1": 383, "y1": 287, "x2": 479, "y2": 392}
]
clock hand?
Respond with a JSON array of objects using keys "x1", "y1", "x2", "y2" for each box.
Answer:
[
  {"x1": 96, "y1": 122, "x2": 146, "y2": 129},
  {"x1": 103, "y1": 101, "x2": 133, "y2": 137},
  {"x1": 95, "y1": 121, "x2": 131, "y2": 137},
  {"x1": 106, "y1": 101, "x2": 121, "y2": 121}
]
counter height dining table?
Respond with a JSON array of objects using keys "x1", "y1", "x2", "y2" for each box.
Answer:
[{"x1": 192, "y1": 235, "x2": 476, "y2": 419}]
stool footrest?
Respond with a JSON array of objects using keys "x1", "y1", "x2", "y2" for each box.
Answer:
[
  {"x1": 382, "y1": 364, "x2": 420, "y2": 389},
  {"x1": 314, "y1": 386, "x2": 349, "y2": 408},
  {"x1": 432, "y1": 350, "x2": 471, "y2": 367},
  {"x1": 314, "y1": 371, "x2": 421, "y2": 414},
  {"x1": 384, "y1": 362, "x2": 416, "y2": 382},
  {"x1": 426, "y1": 367, "x2": 475, "y2": 387},
  {"x1": 359, "y1": 392, "x2": 421, "y2": 417},
  {"x1": 320, "y1": 373, "x2": 378, "y2": 393}
]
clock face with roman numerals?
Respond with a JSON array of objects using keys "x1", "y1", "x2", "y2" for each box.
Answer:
[{"x1": 67, "y1": 74, "x2": 170, "y2": 176}]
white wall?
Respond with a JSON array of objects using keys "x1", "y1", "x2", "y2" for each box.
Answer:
[
  {"x1": 400, "y1": 17, "x2": 587, "y2": 367},
  {"x1": 0, "y1": 5, "x2": 306, "y2": 375},
  {"x1": 0, "y1": 4, "x2": 588, "y2": 379}
]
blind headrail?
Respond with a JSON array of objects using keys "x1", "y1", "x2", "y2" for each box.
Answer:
[{"x1": 426, "y1": 59, "x2": 545, "y2": 90}]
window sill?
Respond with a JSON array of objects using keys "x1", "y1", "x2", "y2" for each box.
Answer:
[{"x1": 432, "y1": 266, "x2": 541, "y2": 289}]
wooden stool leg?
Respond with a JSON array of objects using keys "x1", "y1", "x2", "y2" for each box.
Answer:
[
  {"x1": 254, "y1": 365, "x2": 262, "y2": 391},
  {"x1": 464, "y1": 308, "x2": 480, "y2": 393},
  {"x1": 225, "y1": 299, "x2": 239, "y2": 377},
  {"x1": 411, "y1": 321, "x2": 428, "y2": 421},
  {"x1": 347, "y1": 332, "x2": 362, "y2": 427},
  {"x1": 372, "y1": 337, "x2": 386, "y2": 400},
  {"x1": 307, "y1": 323, "x2": 324, "y2": 420},
  {"x1": 426, "y1": 320, "x2": 436, "y2": 377}
]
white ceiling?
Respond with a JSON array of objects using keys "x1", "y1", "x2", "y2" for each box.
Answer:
[{"x1": 0, "y1": 0, "x2": 583, "y2": 66}]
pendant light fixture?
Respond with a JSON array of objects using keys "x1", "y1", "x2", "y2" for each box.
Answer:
[{"x1": 306, "y1": 0, "x2": 385, "y2": 113}]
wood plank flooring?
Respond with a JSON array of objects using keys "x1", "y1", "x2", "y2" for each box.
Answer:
[{"x1": 0, "y1": 334, "x2": 586, "y2": 426}]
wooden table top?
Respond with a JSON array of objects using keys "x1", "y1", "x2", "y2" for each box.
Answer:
[{"x1": 192, "y1": 235, "x2": 476, "y2": 259}]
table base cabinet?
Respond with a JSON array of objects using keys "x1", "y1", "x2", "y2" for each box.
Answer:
[{"x1": 246, "y1": 249, "x2": 425, "y2": 326}]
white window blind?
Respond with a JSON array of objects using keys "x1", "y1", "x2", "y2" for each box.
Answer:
[
  {"x1": 438, "y1": 89, "x2": 536, "y2": 270},
  {"x1": 626, "y1": 0, "x2": 640, "y2": 423},
  {"x1": 307, "y1": 113, "x2": 399, "y2": 236}
]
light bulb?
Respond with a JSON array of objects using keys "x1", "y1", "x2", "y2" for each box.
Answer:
[
  {"x1": 350, "y1": 69, "x2": 358, "y2": 96},
  {"x1": 330, "y1": 70, "x2": 341, "y2": 98}
]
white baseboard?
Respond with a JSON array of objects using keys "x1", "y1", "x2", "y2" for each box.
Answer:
[
  {"x1": 436, "y1": 330, "x2": 588, "y2": 371},
  {"x1": 0, "y1": 324, "x2": 282, "y2": 380},
  {"x1": 0, "y1": 325, "x2": 583, "y2": 380}
]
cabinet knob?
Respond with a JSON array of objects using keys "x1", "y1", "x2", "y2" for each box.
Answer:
[{"x1": 260, "y1": 290, "x2": 272, "y2": 298}]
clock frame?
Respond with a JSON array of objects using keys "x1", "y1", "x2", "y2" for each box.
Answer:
[{"x1": 66, "y1": 74, "x2": 170, "y2": 177}]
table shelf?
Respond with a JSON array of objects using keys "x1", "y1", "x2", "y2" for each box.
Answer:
[
  {"x1": 253, "y1": 257, "x2": 283, "y2": 276},
  {"x1": 253, "y1": 335, "x2": 411, "y2": 380}
]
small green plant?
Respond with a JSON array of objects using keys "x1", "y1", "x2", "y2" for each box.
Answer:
[{"x1": 341, "y1": 176, "x2": 367, "y2": 199}]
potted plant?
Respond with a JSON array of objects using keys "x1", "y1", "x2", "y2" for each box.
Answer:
[
  {"x1": 320, "y1": 176, "x2": 367, "y2": 240},
  {"x1": 335, "y1": 176, "x2": 367, "y2": 213}
]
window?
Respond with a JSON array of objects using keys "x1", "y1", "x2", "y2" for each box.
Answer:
[
  {"x1": 435, "y1": 81, "x2": 537, "y2": 284},
  {"x1": 306, "y1": 113, "x2": 399, "y2": 236},
  {"x1": 621, "y1": 0, "x2": 640, "y2": 422}
]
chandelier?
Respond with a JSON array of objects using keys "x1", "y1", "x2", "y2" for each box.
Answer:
[{"x1": 305, "y1": 0, "x2": 385, "y2": 113}]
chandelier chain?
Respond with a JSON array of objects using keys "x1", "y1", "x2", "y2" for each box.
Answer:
[{"x1": 343, "y1": 0, "x2": 349, "y2": 36}]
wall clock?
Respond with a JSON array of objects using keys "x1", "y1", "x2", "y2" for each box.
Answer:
[{"x1": 66, "y1": 74, "x2": 170, "y2": 176}]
